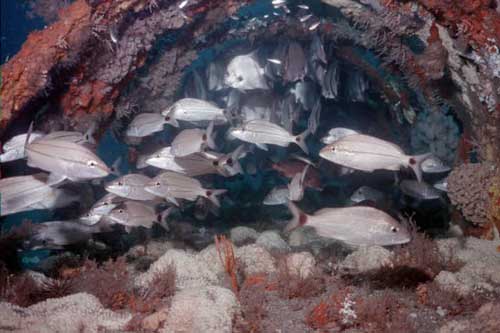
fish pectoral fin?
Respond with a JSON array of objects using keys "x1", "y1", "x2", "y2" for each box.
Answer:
[
  {"x1": 167, "y1": 197, "x2": 180, "y2": 206},
  {"x1": 255, "y1": 143, "x2": 268, "y2": 151},
  {"x1": 47, "y1": 173, "x2": 67, "y2": 187}
]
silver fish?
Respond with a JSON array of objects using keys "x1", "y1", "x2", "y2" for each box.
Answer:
[
  {"x1": 229, "y1": 119, "x2": 309, "y2": 154},
  {"x1": 225, "y1": 52, "x2": 269, "y2": 90},
  {"x1": 107, "y1": 201, "x2": 170, "y2": 231},
  {"x1": 290, "y1": 80, "x2": 319, "y2": 111},
  {"x1": 126, "y1": 113, "x2": 168, "y2": 138},
  {"x1": 170, "y1": 121, "x2": 216, "y2": 157},
  {"x1": 206, "y1": 61, "x2": 226, "y2": 91},
  {"x1": 0, "y1": 173, "x2": 53, "y2": 216},
  {"x1": 162, "y1": 98, "x2": 227, "y2": 126},
  {"x1": 346, "y1": 70, "x2": 369, "y2": 102},
  {"x1": 26, "y1": 138, "x2": 110, "y2": 184},
  {"x1": 28, "y1": 221, "x2": 106, "y2": 249},
  {"x1": 321, "y1": 59, "x2": 339, "y2": 99},
  {"x1": 288, "y1": 165, "x2": 309, "y2": 201},
  {"x1": 308, "y1": 20, "x2": 321, "y2": 31},
  {"x1": 285, "y1": 202, "x2": 410, "y2": 246},
  {"x1": 44, "y1": 129, "x2": 96, "y2": 145},
  {"x1": 299, "y1": 14, "x2": 313, "y2": 22},
  {"x1": 175, "y1": 145, "x2": 245, "y2": 177},
  {"x1": 319, "y1": 134, "x2": 430, "y2": 182},
  {"x1": 284, "y1": 41, "x2": 307, "y2": 83},
  {"x1": 321, "y1": 127, "x2": 359, "y2": 144},
  {"x1": 144, "y1": 171, "x2": 226, "y2": 207},
  {"x1": 421, "y1": 155, "x2": 451, "y2": 173},
  {"x1": 350, "y1": 186, "x2": 385, "y2": 204},
  {"x1": 433, "y1": 178, "x2": 448, "y2": 192},
  {"x1": 0, "y1": 132, "x2": 45, "y2": 163},
  {"x1": 267, "y1": 58, "x2": 282, "y2": 65},
  {"x1": 263, "y1": 186, "x2": 289, "y2": 205},
  {"x1": 308, "y1": 100, "x2": 321, "y2": 135},
  {"x1": 27, "y1": 188, "x2": 79, "y2": 211},
  {"x1": 136, "y1": 153, "x2": 150, "y2": 169},
  {"x1": 80, "y1": 193, "x2": 126, "y2": 225},
  {"x1": 183, "y1": 69, "x2": 207, "y2": 100},
  {"x1": 400, "y1": 180, "x2": 442, "y2": 200},
  {"x1": 105, "y1": 174, "x2": 157, "y2": 201},
  {"x1": 145, "y1": 146, "x2": 187, "y2": 173},
  {"x1": 297, "y1": 4, "x2": 309, "y2": 10},
  {"x1": 309, "y1": 34, "x2": 327, "y2": 64}
]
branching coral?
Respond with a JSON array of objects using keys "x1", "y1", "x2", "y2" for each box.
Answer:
[{"x1": 215, "y1": 235, "x2": 239, "y2": 298}]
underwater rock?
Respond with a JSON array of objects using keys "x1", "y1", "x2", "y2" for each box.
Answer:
[
  {"x1": 255, "y1": 230, "x2": 291, "y2": 253},
  {"x1": 338, "y1": 245, "x2": 394, "y2": 273},
  {"x1": 287, "y1": 226, "x2": 354, "y2": 258},
  {"x1": 229, "y1": 226, "x2": 259, "y2": 246},
  {"x1": 236, "y1": 244, "x2": 277, "y2": 276},
  {"x1": 161, "y1": 286, "x2": 239, "y2": 333},
  {"x1": 0, "y1": 293, "x2": 131, "y2": 333},
  {"x1": 438, "y1": 302, "x2": 500, "y2": 333},
  {"x1": 434, "y1": 237, "x2": 500, "y2": 296},
  {"x1": 135, "y1": 249, "x2": 218, "y2": 291},
  {"x1": 447, "y1": 163, "x2": 496, "y2": 226},
  {"x1": 285, "y1": 252, "x2": 316, "y2": 279}
]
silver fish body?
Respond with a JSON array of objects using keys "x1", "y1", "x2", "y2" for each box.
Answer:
[
  {"x1": 145, "y1": 147, "x2": 187, "y2": 173},
  {"x1": 229, "y1": 119, "x2": 309, "y2": 154},
  {"x1": 225, "y1": 52, "x2": 269, "y2": 90},
  {"x1": 321, "y1": 127, "x2": 359, "y2": 144},
  {"x1": 290, "y1": 80, "x2": 319, "y2": 111},
  {"x1": 26, "y1": 139, "x2": 110, "y2": 182},
  {"x1": 170, "y1": 122, "x2": 216, "y2": 157},
  {"x1": 288, "y1": 165, "x2": 309, "y2": 201},
  {"x1": 284, "y1": 41, "x2": 307, "y2": 83},
  {"x1": 162, "y1": 98, "x2": 227, "y2": 126},
  {"x1": 433, "y1": 178, "x2": 448, "y2": 192},
  {"x1": 0, "y1": 174, "x2": 53, "y2": 216},
  {"x1": 286, "y1": 202, "x2": 410, "y2": 246},
  {"x1": 27, "y1": 188, "x2": 79, "y2": 210},
  {"x1": 350, "y1": 186, "x2": 385, "y2": 204},
  {"x1": 421, "y1": 155, "x2": 451, "y2": 173},
  {"x1": 319, "y1": 134, "x2": 430, "y2": 182},
  {"x1": 28, "y1": 221, "x2": 103, "y2": 249},
  {"x1": 263, "y1": 186, "x2": 289, "y2": 205},
  {"x1": 126, "y1": 113, "x2": 167, "y2": 138},
  {"x1": 321, "y1": 60, "x2": 339, "y2": 99},
  {"x1": 108, "y1": 201, "x2": 158, "y2": 229},
  {"x1": 206, "y1": 61, "x2": 225, "y2": 91},
  {"x1": 105, "y1": 174, "x2": 157, "y2": 200},
  {"x1": 43, "y1": 131, "x2": 92, "y2": 145},
  {"x1": 400, "y1": 180, "x2": 442, "y2": 200},
  {"x1": 145, "y1": 171, "x2": 226, "y2": 207},
  {"x1": 80, "y1": 193, "x2": 126, "y2": 225}
]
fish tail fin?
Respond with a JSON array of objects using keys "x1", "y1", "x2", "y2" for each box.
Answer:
[
  {"x1": 409, "y1": 153, "x2": 432, "y2": 182},
  {"x1": 157, "y1": 207, "x2": 173, "y2": 231},
  {"x1": 110, "y1": 157, "x2": 122, "y2": 176},
  {"x1": 24, "y1": 121, "x2": 34, "y2": 151},
  {"x1": 294, "y1": 129, "x2": 310, "y2": 155},
  {"x1": 285, "y1": 201, "x2": 308, "y2": 233},
  {"x1": 206, "y1": 189, "x2": 227, "y2": 207},
  {"x1": 206, "y1": 121, "x2": 217, "y2": 150}
]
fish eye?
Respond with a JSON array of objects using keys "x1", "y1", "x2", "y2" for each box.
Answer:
[
  {"x1": 237, "y1": 75, "x2": 244, "y2": 82},
  {"x1": 156, "y1": 154, "x2": 161, "y2": 158},
  {"x1": 156, "y1": 182, "x2": 161, "y2": 186},
  {"x1": 202, "y1": 134, "x2": 207, "y2": 141},
  {"x1": 391, "y1": 227, "x2": 398, "y2": 233},
  {"x1": 103, "y1": 202, "x2": 109, "y2": 206},
  {"x1": 118, "y1": 209, "x2": 124, "y2": 213},
  {"x1": 331, "y1": 146, "x2": 336, "y2": 152},
  {"x1": 226, "y1": 158, "x2": 233, "y2": 166},
  {"x1": 165, "y1": 116, "x2": 171, "y2": 121},
  {"x1": 88, "y1": 160, "x2": 97, "y2": 167},
  {"x1": 213, "y1": 160, "x2": 219, "y2": 166},
  {"x1": 118, "y1": 182, "x2": 123, "y2": 186}
]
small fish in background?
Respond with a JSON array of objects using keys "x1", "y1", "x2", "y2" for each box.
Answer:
[
  {"x1": 225, "y1": 52, "x2": 269, "y2": 91},
  {"x1": 288, "y1": 165, "x2": 310, "y2": 201},
  {"x1": 229, "y1": 119, "x2": 309, "y2": 154},
  {"x1": 272, "y1": 159, "x2": 322, "y2": 190},
  {"x1": 263, "y1": 186, "x2": 290, "y2": 206},
  {"x1": 309, "y1": 34, "x2": 327, "y2": 65},
  {"x1": 26, "y1": 138, "x2": 111, "y2": 185},
  {"x1": 319, "y1": 134, "x2": 431, "y2": 182},
  {"x1": 126, "y1": 113, "x2": 170, "y2": 138},
  {"x1": 145, "y1": 146, "x2": 187, "y2": 173},
  {"x1": 284, "y1": 41, "x2": 307, "y2": 83},
  {"x1": 162, "y1": 98, "x2": 228, "y2": 126},
  {"x1": 421, "y1": 155, "x2": 452, "y2": 173},
  {"x1": 307, "y1": 35, "x2": 327, "y2": 85},
  {"x1": 321, "y1": 127, "x2": 359, "y2": 145},
  {"x1": 433, "y1": 177, "x2": 448, "y2": 192},
  {"x1": 400, "y1": 180, "x2": 442, "y2": 200},
  {"x1": 105, "y1": 174, "x2": 158, "y2": 201},
  {"x1": 321, "y1": 59, "x2": 340, "y2": 99},
  {"x1": 183, "y1": 69, "x2": 208, "y2": 100},
  {"x1": 206, "y1": 61, "x2": 226, "y2": 91},
  {"x1": 27, "y1": 188, "x2": 80, "y2": 211},
  {"x1": 107, "y1": 201, "x2": 171, "y2": 232},
  {"x1": 0, "y1": 132, "x2": 45, "y2": 163},
  {"x1": 349, "y1": 185, "x2": 385, "y2": 205},
  {"x1": 290, "y1": 80, "x2": 319, "y2": 111},
  {"x1": 145, "y1": 171, "x2": 227, "y2": 207},
  {"x1": 285, "y1": 202, "x2": 411, "y2": 246},
  {"x1": 170, "y1": 121, "x2": 217, "y2": 157},
  {"x1": 308, "y1": 100, "x2": 321, "y2": 135},
  {"x1": 79, "y1": 193, "x2": 126, "y2": 225},
  {"x1": 26, "y1": 220, "x2": 109, "y2": 250}
]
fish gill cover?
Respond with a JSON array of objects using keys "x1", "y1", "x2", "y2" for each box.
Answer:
[{"x1": 0, "y1": 0, "x2": 498, "y2": 277}]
